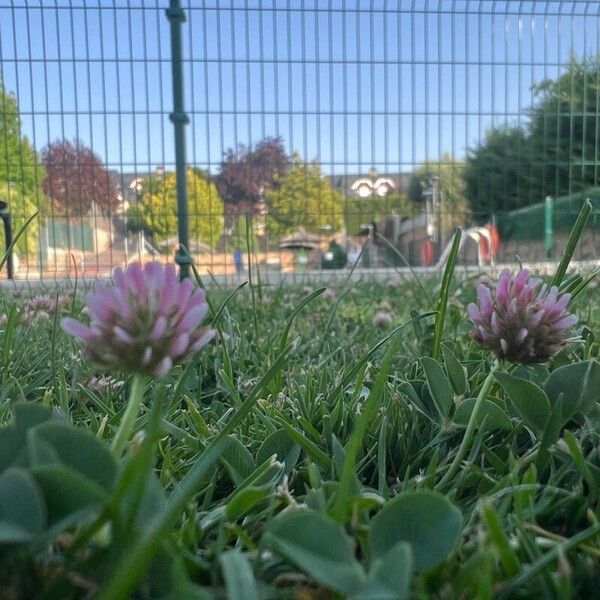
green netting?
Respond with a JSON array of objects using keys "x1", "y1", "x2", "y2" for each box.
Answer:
[{"x1": 495, "y1": 188, "x2": 600, "y2": 240}]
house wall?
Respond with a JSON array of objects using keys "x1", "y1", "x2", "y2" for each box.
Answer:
[{"x1": 39, "y1": 213, "x2": 114, "y2": 269}]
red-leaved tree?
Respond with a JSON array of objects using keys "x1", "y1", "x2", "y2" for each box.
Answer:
[
  {"x1": 215, "y1": 136, "x2": 289, "y2": 222},
  {"x1": 41, "y1": 139, "x2": 118, "y2": 217}
]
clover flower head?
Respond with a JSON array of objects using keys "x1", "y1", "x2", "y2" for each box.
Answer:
[
  {"x1": 26, "y1": 294, "x2": 69, "y2": 313},
  {"x1": 61, "y1": 261, "x2": 215, "y2": 377},
  {"x1": 26, "y1": 294, "x2": 55, "y2": 312},
  {"x1": 372, "y1": 311, "x2": 393, "y2": 328},
  {"x1": 18, "y1": 293, "x2": 70, "y2": 326},
  {"x1": 467, "y1": 268, "x2": 577, "y2": 364},
  {"x1": 20, "y1": 309, "x2": 50, "y2": 326},
  {"x1": 87, "y1": 375, "x2": 124, "y2": 392}
]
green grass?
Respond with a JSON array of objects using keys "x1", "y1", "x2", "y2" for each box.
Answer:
[{"x1": 1, "y1": 273, "x2": 600, "y2": 598}]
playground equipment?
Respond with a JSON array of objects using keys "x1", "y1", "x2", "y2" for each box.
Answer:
[{"x1": 436, "y1": 225, "x2": 499, "y2": 268}]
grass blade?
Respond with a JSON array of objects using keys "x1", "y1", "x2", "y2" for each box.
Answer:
[
  {"x1": 551, "y1": 199, "x2": 592, "y2": 287},
  {"x1": 0, "y1": 210, "x2": 39, "y2": 274},
  {"x1": 375, "y1": 231, "x2": 433, "y2": 309},
  {"x1": 324, "y1": 312, "x2": 436, "y2": 407},
  {"x1": 432, "y1": 227, "x2": 462, "y2": 361},
  {"x1": 98, "y1": 344, "x2": 292, "y2": 599}
]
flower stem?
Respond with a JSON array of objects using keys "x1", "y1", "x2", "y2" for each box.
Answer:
[
  {"x1": 111, "y1": 374, "x2": 148, "y2": 456},
  {"x1": 97, "y1": 345, "x2": 292, "y2": 599},
  {"x1": 436, "y1": 359, "x2": 500, "y2": 489}
]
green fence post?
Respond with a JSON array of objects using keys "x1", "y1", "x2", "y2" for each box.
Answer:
[
  {"x1": 166, "y1": 0, "x2": 190, "y2": 280},
  {"x1": 544, "y1": 196, "x2": 553, "y2": 258}
]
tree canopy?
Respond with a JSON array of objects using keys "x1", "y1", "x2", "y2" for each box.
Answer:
[
  {"x1": 132, "y1": 167, "x2": 224, "y2": 247},
  {"x1": 528, "y1": 57, "x2": 600, "y2": 198},
  {"x1": 41, "y1": 139, "x2": 118, "y2": 217},
  {"x1": 264, "y1": 155, "x2": 343, "y2": 237},
  {"x1": 463, "y1": 125, "x2": 532, "y2": 221},
  {"x1": 344, "y1": 193, "x2": 414, "y2": 236},
  {"x1": 0, "y1": 82, "x2": 46, "y2": 256},
  {"x1": 408, "y1": 153, "x2": 470, "y2": 233},
  {"x1": 215, "y1": 136, "x2": 289, "y2": 221},
  {"x1": 463, "y1": 57, "x2": 600, "y2": 220}
]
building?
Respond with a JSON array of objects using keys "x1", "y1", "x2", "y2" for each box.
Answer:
[
  {"x1": 35, "y1": 166, "x2": 167, "y2": 274},
  {"x1": 107, "y1": 165, "x2": 166, "y2": 213},
  {"x1": 329, "y1": 169, "x2": 412, "y2": 198}
]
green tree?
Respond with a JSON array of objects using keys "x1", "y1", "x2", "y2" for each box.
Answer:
[
  {"x1": 463, "y1": 57, "x2": 600, "y2": 220},
  {"x1": 0, "y1": 82, "x2": 46, "y2": 256},
  {"x1": 134, "y1": 168, "x2": 224, "y2": 247},
  {"x1": 230, "y1": 214, "x2": 259, "y2": 252},
  {"x1": 528, "y1": 56, "x2": 600, "y2": 199},
  {"x1": 264, "y1": 155, "x2": 343, "y2": 237},
  {"x1": 463, "y1": 125, "x2": 532, "y2": 221},
  {"x1": 408, "y1": 153, "x2": 470, "y2": 232},
  {"x1": 344, "y1": 193, "x2": 414, "y2": 235}
]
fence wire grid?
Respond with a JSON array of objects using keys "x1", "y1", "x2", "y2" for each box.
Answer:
[{"x1": 1, "y1": 1, "x2": 600, "y2": 281}]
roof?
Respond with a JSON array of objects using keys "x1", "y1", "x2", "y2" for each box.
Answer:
[
  {"x1": 279, "y1": 227, "x2": 322, "y2": 249},
  {"x1": 107, "y1": 167, "x2": 167, "y2": 202}
]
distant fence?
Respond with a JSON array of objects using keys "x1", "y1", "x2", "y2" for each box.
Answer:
[{"x1": 1, "y1": 1, "x2": 600, "y2": 281}]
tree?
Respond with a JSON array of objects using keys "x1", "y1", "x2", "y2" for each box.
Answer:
[
  {"x1": 0, "y1": 82, "x2": 46, "y2": 256},
  {"x1": 230, "y1": 214, "x2": 259, "y2": 252},
  {"x1": 215, "y1": 136, "x2": 289, "y2": 220},
  {"x1": 344, "y1": 193, "x2": 414, "y2": 235},
  {"x1": 463, "y1": 125, "x2": 532, "y2": 221},
  {"x1": 264, "y1": 154, "x2": 343, "y2": 237},
  {"x1": 408, "y1": 153, "x2": 470, "y2": 232},
  {"x1": 463, "y1": 56, "x2": 600, "y2": 219},
  {"x1": 527, "y1": 57, "x2": 600, "y2": 199},
  {"x1": 41, "y1": 139, "x2": 117, "y2": 217},
  {"x1": 134, "y1": 167, "x2": 224, "y2": 247}
]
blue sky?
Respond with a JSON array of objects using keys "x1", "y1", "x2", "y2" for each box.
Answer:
[{"x1": 1, "y1": 1, "x2": 599, "y2": 175}]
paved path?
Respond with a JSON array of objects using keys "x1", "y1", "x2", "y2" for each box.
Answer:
[{"x1": 1, "y1": 260, "x2": 599, "y2": 290}]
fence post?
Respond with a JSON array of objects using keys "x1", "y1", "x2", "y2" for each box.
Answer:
[
  {"x1": 544, "y1": 196, "x2": 553, "y2": 258},
  {"x1": 166, "y1": 0, "x2": 190, "y2": 280},
  {"x1": 0, "y1": 201, "x2": 14, "y2": 279}
]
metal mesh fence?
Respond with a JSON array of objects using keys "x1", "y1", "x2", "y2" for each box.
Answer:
[{"x1": 1, "y1": 1, "x2": 600, "y2": 281}]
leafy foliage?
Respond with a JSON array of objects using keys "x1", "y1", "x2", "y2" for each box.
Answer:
[
  {"x1": 464, "y1": 57, "x2": 600, "y2": 219},
  {"x1": 0, "y1": 402, "x2": 114, "y2": 553},
  {"x1": 408, "y1": 153, "x2": 470, "y2": 232},
  {"x1": 229, "y1": 214, "x2": 259, "y2": 252},
  {"x1": 464, "y1": 125, "x2": 532, "y2": 221},
  {"x1": 528, "y1": 57, "x2": 600, "y2": 199},
  {"x1": 264, "y1": 154, "x2": 344, "y2": 236},
  {"x1": 215, "y1": 136, "x2": 289, "y2": 221},
  {"x1": 41, "y1": 139, "x2": 118, "y2": 217},
  {"x1": 344, "y1": 193, "x2": 414, "y2": 235},
  {"x1": 0, "y1": 262, "x2": 599, "y2": 597},
  {"x1": 133, "y1": 167, "x2": 224, "y2": 246},
  {"x1": 0, "y1": 82, "x2": 46, "y2": 255}
]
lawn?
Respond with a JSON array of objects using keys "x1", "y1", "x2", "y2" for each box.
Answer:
[{"x1": 1, "y1": 257, "x2": 600, "y2": 599}]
